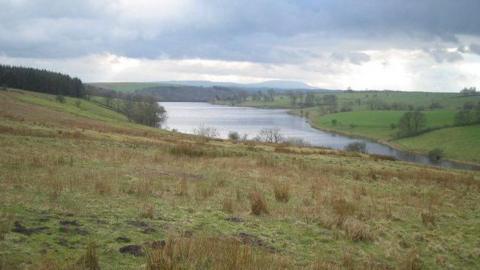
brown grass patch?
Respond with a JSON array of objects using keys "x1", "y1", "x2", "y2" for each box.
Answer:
[
  {"x1": 176, "y1": 179, "x2": 189, "y2": 196},
  {"x1": 273, "y1": 181, "x2": 290, "y2": 203},
  {"x1": 94, "y1": 180, "x2": 112, "y2": 195},
  {"x1": 331, "y1": 197, "x2": 356, "y2": 225},
  {"x1": 249, "y1": 191, "x2": 269, "y2": 215},
  {"x1": 420, "y1": 209, "x2": 436, "y2": 227},
  {"x1": 145, "y1": 237, "x2": 290, "y2": 270},
  {"x1": 398, "y1": 249, "x2": 422, "y2": 270},
  {"x1": 222, "y1": 197, "x2": 234, "y2": 214},
  {"x1": 342, "y1": 217, "x2": 374, "y2": 242},
  {"x1": 141, "y1": 203, "x2": 155, "y2": 219},
  {"x1": 0, "y1": 213, "x2": 14, "y2": 241}
]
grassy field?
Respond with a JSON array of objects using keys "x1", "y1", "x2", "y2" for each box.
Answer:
[
  {"x1": 299, "y1": 109, "x2": 480, "y2": 163},
  {"x1": 1, "y1": 89, "x2": 480, "y2": 269},
  {"x1": 88, "y1": 82, "x2": 163, "y2": 92},
  {"x1": 396, "y1": 125, "x2": 480, "y2": 163},
  {"x1": 302, "y1": 110, "x2": 455, "y2": 141},
  {"x1": 225, "y1": 91, "x2": 480, "y2": 111}
]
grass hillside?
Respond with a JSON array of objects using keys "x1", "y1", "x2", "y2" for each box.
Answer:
[
  {"x1": 303, "y1": 110, "x2": 455, "y2": 141},
  {"x1": 88, "y1": 82, "x2": 163, "y2": 92},
  {"x1": 396, "y1": 125, "x2": 480, "y2": 163},
  {"x1": 300, "y1": 109, "x2": 480, "y2": 163},
  {"x1": 224, "y1": 91, "x2": 480, "y2": 111},
  {"x1": 1, "y1": 89, "x2": 480, "y2": 269}
]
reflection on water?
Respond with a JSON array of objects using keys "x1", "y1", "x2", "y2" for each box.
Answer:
[{"x1": 160, "y1": 102, "x2": 479, "y2": 171}]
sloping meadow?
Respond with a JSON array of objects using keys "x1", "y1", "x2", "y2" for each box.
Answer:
[{"x1": 0, "y1": 90, "x2": 479, "y2": 269}]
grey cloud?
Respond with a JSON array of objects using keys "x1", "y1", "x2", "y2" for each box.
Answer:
[
  {"x1": 330, "y1": 52, "x2": 370, "y2": 65},
  {"x1": 1, "y1": 0, "x2": 480, "y2": 63},
  {"x1": 426, "y1": 48, "x2": 464, "y2": 63},
  {"x1": 469, "y1": 44, "x2": 480, "y2": 55}
]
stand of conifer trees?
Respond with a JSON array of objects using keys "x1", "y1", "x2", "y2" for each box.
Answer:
[{"x1": 0, "y1": 64, "x2": 84, "y2": 97}]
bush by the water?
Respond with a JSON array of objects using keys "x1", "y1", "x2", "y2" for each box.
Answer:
[
  {"x1": 345, "y1": 142, "x2": 366, "y2": 153},
  {"x1": 428, "y1": 148, "x2": 444, "y2": 162}
]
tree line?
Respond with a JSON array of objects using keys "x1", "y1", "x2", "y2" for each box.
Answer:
[
  {"x1": 86, "y1": 86, "x2": 166, "y2": 128},
  {"x1": 0, "y1": 64, "x2": 84, "y2": 97}
]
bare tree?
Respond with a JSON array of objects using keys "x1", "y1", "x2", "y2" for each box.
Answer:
[
  {"x1": 256, "y1": 128, "x2": 284, "y2": 143},
  {"x1": 194, "y1": 125, "x2": 219, "y2": 138}
]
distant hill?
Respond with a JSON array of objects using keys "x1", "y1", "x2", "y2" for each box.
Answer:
[
  {"x1": 159, "y1": 80, "x2": 316, "y2": 90},
  {"x1": 88, "y1": 80, "x2": 317, "y2": 92},
  {"x1": 88, "y1": 80, "x2": 336, "y2": 102}
]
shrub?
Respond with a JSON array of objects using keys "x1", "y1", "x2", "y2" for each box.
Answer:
[
  {"x1": 344, "y1": 142, "x2": 366, "y2": 153},
  {"x1": 331, "y1": 119, "x2": 337, "y2": 126},
  {"x1": 228, "y1": 131, "x2": 240, "y2": 141},
  {"x1": 273, "y1": 181, "x2": 290, "y2": 203},
  {"x1": 194, "y1": 125, "x2": 219, "y2": 138},
  {"x1": 397, "y1": 111, "x2": 426, "y2": 137},
  {"x1": 283, "y1": 137, "x2": 311, "y2": 147},
  {"x1": 249, "y1": 191, "x2": 269, "y2": 215},
  {"x1": 428, "y1": 148, "x2": 444, "y2": 162},
  {"x1": 256, "y1": 128, "x2": 284, "y2": 143}
]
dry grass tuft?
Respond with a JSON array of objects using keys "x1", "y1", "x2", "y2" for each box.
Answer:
[
  {"x1": 76, "y1": 242, "x2": 100, "y2": 270},
  {"x1": 145, "y1": 237, "x2": 290, "y2": 270},
  {"x1": 222, "y1": 197, "x2": 234, "y2": 213},
  {"x1": 273, "y1": 181, "x2": 290, "y2": 203},
  {"x1": 398, "y1": 249, "x2": 422, "y2": 270},
  {"x1": 0, "y1": 213, "x2": 14, "y2": 241},
  {"x1": 169, "y1": 143, "x2": 207, "y2": 158},
  {"x1": 30, "y1": 256, "x2": 62, "y2": 270},
  {"x1": 141, "y1": 203, "x2": 155, "y2": 219},
  {"x1": 134, "y1": 178, "x2": 154, "y2": 197},
  {"x1": 176, "y1": 178, "x2": 189, "y2": 196},
  {"x1": 249, "y1": 191, "x2": 269, "y2": 215},
  {"x1": 195, "y1": 182, "x2": 215, "y2": 200},
  {"x1": 420, "y1": 209, "x2": 436, "y2": 227},
  {"x1": 331, "y1": 197, "x2": 356, "y2": 225},
  {"x1": 256, "y1": 155, "x2": 279, "y2": 167},
  {"x1": 94, "y1": 180, "x2": 112, "y2": 195},
  {"x1": 46, "y1": 178, "x2": 64, "y2": 201},
  {"x1": 342, "y1": 217, "x2": 374, "y2": 242}
]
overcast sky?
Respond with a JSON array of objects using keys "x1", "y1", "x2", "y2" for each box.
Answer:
[{"x1": 1, "y1": 0, "x2": 480, "y2": 91}]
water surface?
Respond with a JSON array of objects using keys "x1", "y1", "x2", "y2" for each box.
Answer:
[{"x1": 160, "y1": 102, "x2": 479, "y2": 171}]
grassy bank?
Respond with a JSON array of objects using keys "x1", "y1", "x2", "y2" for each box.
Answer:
[
  {"x1": 298, "y1": 108, "x2": 480, "y2": 164},
  {"x1": 396, "y1": 125, "x2": 480, "y2": 163},
  {"x1": 1, "y1": 89, "x2": 480, "y2": 269}
]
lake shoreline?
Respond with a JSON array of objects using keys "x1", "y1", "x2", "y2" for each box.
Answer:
[
  {"x1": 285, "y1": 110, "x2": 480, "y2": 170},
  {"x1": 164, "y1": 101, "x2": 479, "y2": 171},
  {"x1": 214, "y1": 102, "x2": 480, "y2": 169}
]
